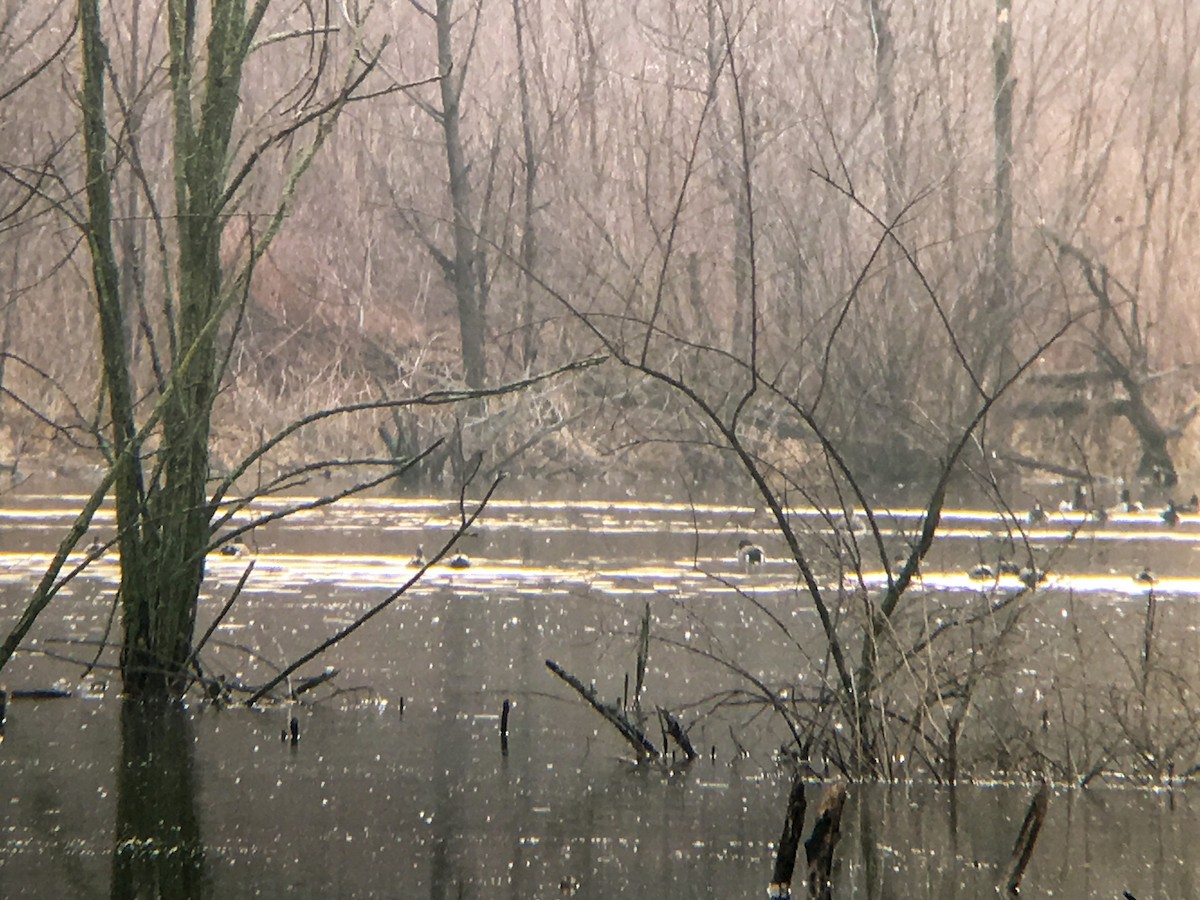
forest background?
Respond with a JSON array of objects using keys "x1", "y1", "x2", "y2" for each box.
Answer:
[{"x1": 1, "y1": 0, "x2": 1197, "y2": 494}]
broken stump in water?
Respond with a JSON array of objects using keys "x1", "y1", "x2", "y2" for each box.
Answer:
[
  {"x1": 500, "y1": 698, "x2": 511, "y2": 755},
  {"x1": 767, "y1": 769, "x2": 808, "y2": 899},
  {"x1": 805, "y1": 781, "x2": 847, "y2": 900}
]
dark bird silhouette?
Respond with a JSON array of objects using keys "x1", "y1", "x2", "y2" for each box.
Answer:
[
  {"x1": 1134, "y1": 567, "x2": 1156, "y2": 585},
  {"x1": 1161, "y1": 501, "x2": 1180, "y2": 527},
  {"x1": 1116, "y1": 488, "x2": 1143, "y2": 513},
  {"x1": 220, "y1": 537, "x2": 249, "y2": 557},
  {"x1": 1178, "y1": 493, "x2": 1199, "y2": 514},
  {"x1": 736, "y1": 539, "x2": 765, "y2": 572},
  {"x1": 447, "y1": 553, "x2": 472, "y2": 569},
  {"x1": 407, "y1": 545, "x2": 425, "y2": 568},
  {"x1": 1071, "y1": 482, "x2": 1088, "y2": 511},
  {"x1": 1027, "y1": 502, "x2": 1046, "y2": 524},
  {"x1": 968, "y1": 563, "x2": 994, "y2": 581},
  {"x1": 1019, "y1": 567, "x2": 1046, "y2": 589}
]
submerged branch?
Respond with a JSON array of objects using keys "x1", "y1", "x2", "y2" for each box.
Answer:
[{"x1": 545, "y1": 659, "x2": 659, "y2": 759}]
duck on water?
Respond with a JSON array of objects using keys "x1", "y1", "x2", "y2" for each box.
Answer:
[{"x1": 736, "y1": 540, "x2": 765, "y2": 573}]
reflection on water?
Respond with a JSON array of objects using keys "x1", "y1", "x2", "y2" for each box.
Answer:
[
  {"x1": 1, "y1": 492, "x2": 1199, "y2": 896},
  {"x1": 2, "y1": 697, "x2": 1197, "y2": 897},
  {"x1": 111, "y1": 702, "x2": 206, "y2": 898}
]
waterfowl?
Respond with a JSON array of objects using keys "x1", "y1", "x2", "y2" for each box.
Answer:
[
  {"x1": 968, "y1": 563, "x2": 994, "y2": 581},
  {"x1": 219, "y1": 538, "x2": 249, "y2": 557},
  {"x1": 842, "y1": 510, "x2": 868, "y2": 534},
  {"x1": 407, "y1": 545, "x2": 426, "y2": 568},
  {"x1": 892, "y1": 551, "x2": 918, "y2": 575},
  {"x1": 1161, "y1": 501, "x2": 1180, "y2": 527},
  {"x1": 1134, "y1": 567, "x2": 1157, "y2": 585},
  {"x1": 447, "y1": 553, "x2": 472, "y2": 569},
  {"x1": 1027, "y1": 502, "x2": 1046, "y2": 524},
  {"x1": 1116, "y1": 488, "x2": 1143, "y2": 513},
  {"x1": 998, "y1": 560, "x2": 1022, "y2": 577},
  {"x1": 87, "y1": 539, "x2": 105, "y2": 556},
  {"x1": 1091, "y1": 506, "x2": 1108, "y2": 525},
  {"x1": 1071, "y1": 483, "x2": 1089, "y2": 511},
  {"x1": 736, "y1": 539, "x2": 765, "y2": 572},
  {"x1": 1178, "y1": 494, "x2": 1199, "y2": 514},
  {"x1": 1059, "y1": 483, "x2": 1088, "y2": 513},
  {"x1": 1018, "y1": 567, "x2": 1046, "y2": 588}
]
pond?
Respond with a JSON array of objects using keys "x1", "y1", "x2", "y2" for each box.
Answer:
[{"x1": 1, "y1": 485, "x2": 1197, "y2": 897}]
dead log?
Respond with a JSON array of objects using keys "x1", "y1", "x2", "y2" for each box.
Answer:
[
  {"x1": 545, "y1": 659, "x2": 659, "y2": 759},
  {"x1": 992, "y1": 451, "x2": 1089, "y2": 481},
  {"x1": 767, "y1": 770, "x2": 808, "y2": 899},
  {"x1": 805, "y1": 781, "x2": 847, "y2": 900},
  {"x1": 1000, "y1": 780, "x2": 1050, "y2": 896}
]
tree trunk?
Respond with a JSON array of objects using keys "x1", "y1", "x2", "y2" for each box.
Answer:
[
  {"x1": 991, "y1": 0, "x2": 1015, "y2": 354},
  {"x1": 82, "y1": 0, "x2": 259, "y2": 699},
  {"x1": 512, "y1": 0, "x2": 540, "y2": 371},
  {"x1": 437, "y1": 0, "x2": 488, "y2": 390}
]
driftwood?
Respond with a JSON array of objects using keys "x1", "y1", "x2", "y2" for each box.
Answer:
[
  {"x1": 767, "y1": 770, "x2": 808, "y2": 899},
  {"x1": 658, "y1": 707, "x2": 698, "y2": 761},
  {"x1": 545, "y1": 659, "x2": 659, "y2": 758},
  {"x1": 1000, "y1": 780, "x2": 1050, "y2": 895},
  {"x1": 805, "y1": 781, "x2": 847, "y2": 900}
]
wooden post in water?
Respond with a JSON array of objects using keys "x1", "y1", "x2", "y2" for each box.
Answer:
[
  {"x1": 500, "y1": 698, "x2": 511, "y2": 756},
  {"x1": 805, "y1": 781, "x2": 847, "y2": 900},
  {"x1": 1000, "y1": 780, "x2": 1049, "y2": 896},
  {"x1": 767, "y1": 770, "x2": 807, "y2": 899}
]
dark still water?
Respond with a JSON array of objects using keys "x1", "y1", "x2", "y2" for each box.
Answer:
[{"x1": 2, "y1": 491, "x2": 1199, "y2": 897}]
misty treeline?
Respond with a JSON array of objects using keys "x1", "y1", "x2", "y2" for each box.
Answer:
[{"x1": 1, "y1": 0, "x2": 1196, "y2": 487}]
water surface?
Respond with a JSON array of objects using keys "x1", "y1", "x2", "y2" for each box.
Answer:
[{"x1": 2, "y1": 489, "x2": 1197, "y2": 897}]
